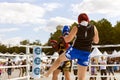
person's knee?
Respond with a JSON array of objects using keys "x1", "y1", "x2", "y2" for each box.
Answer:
[
  {"x1": 53, "y1": 70, "x2": 60, "y2": 77},
  {"x1": 53, "y1": 71, "x2": 58, "y2": 76},
  {"x1": 65, "y1": 76, "x2": 70, "y2": 80},
  {"x1": 64, "y1": 73, "x2": 70, "y2": 80},
  {"x1": 78, "y1": 76, "x2": 85, "y2": 80}
]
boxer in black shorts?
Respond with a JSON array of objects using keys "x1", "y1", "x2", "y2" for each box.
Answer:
[{"x1": 51, "y1": 25, "x2": 72, "y2": 80}]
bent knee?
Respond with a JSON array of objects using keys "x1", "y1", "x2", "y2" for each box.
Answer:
[
  {"x1": 53, "y1": 71, "x2": 59, "y2": 75},
  {"x1": 53, "y1": 72, "x2": 58, "y2": 77}
]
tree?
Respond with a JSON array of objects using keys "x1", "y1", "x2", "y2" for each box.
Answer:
[
  {"x1": 114, "y1": 21, "x2": 120, "y2": 44},
  {"x1": 30, "y1": 40, "x2": 42, "y2": 45},
  {"x1": 20, "y1": 40, "x2": 30, "y2": 45},
  {"x1": 0, "y1": 44, "x2": 7, "y2": 53},
  {"x1": 56, "y1": 25, "x2": 63, "y2": 30},
  {"x1": 96, "y1": 18, "x2": 114, "y2": 44}
]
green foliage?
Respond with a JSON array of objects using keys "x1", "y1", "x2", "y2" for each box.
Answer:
[
  {"x1": 20, "y1": 40, "x2": 29, "y2": 45},
  {"x1": 0, "y1": 44, "x2": 7, "y2": 53},
  {"x1": 71, "y1": 22, "x2": 78, "y2": 28},
  {"x1": 95, "y1": 18, "x2": 114, "y2": 44},
  {"x1": 0, "y1": 44, "x2": 26, "y2": 54},
  {"x1": 114, "y1": 21, "x2": 120, "y2": 44}
]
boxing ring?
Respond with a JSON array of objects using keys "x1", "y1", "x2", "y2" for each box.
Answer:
[{"x1": 0, "y1": 44, "x2": 120, "y2": 80}]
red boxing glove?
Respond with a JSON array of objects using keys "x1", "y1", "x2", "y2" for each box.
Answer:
[
  {"x1": 59, "y1": 36, "x2": 66, "y2": 48},
  {"x1": 65, "y1": 43, "x2": 69, "y2": 49},
  {"x1": 49, "y1": 40, "x2": 58, "y2": 51}
]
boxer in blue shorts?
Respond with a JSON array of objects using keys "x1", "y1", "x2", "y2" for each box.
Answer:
[
  {"x1": 66, "y1": 46, "x2": 90, "y2": 66},
  {"x1": 45, "y1": 13, "x2": 99, "y2": 80}
]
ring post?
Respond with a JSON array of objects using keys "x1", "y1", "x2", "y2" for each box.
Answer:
[
  {"x1": 26, "y1": 46, "x2": 30, "y2": 80},
  {"x1": 32, "y1": 46, "x2": 41, "y2": 79}
]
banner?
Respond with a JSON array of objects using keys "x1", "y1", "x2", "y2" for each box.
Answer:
[{"x1": 32, "y1": 46, "x2": 41, "y2": 79}]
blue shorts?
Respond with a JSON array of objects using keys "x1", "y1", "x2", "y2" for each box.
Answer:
[{"x1": 65, "y1": 46, "x2": 90, "y2": 66}]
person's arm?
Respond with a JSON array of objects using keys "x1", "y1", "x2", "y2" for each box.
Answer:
[
  {"x1": 64, "y1": 26, "x2": 78, "y2": 43},
  {"x1": 93, "y1": 26, "x2": 99, "y2": 44}
]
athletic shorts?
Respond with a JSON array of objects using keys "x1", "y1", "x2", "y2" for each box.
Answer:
[
  {"x1": 65, "y1": 46, "x2": 90, "y2": 66},
  {"x1": 7, "y1": 69, "x2": 12, "y2": 75},
  {"x1": 58, "y1": 60, "x2": 72, "y2": 72}
]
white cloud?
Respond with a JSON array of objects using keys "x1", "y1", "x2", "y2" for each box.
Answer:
[
  {"x1": 0, "y1": 37, "x2": 23, "y2": 46},
  {"x1": 0, "y1": 34, "x2": 5, "y2": 41},
  {"x1": 0, "y1": 2, "x2": 62, "y2": 24},
  {"x1": 44, "y1": 17, "x2": 76, "y2": 32},
  {"x1": 0, "y1": 2, "x2": 46, "y2": 24},
  {"x1": 43, "y1": 3, "x2": 62, "y2": 11},
  {"x1": 33, "y1": 17, "x2": 76, "y2": 33},
  {"x1": 33, "y1": 17, "x2": 77, "y2": 33},
  {"x1": 33, "y1": 26, "x2": 43, "y2": 32},
  {"x1": 15, "y1": 0, "x2": 36, "y2": 3},
  {"x1": 0, "y1": 28, "x2": 19, "y2": 33},
  {"x1": 71, "y1": 0, "x2": 120, "y2": 17},
  {"x1": 0, "y1": 34, "x2": 5, "y2": 37}
]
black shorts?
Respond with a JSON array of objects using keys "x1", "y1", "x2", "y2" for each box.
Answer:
[
  {"x1": 7, "y1": 69, "x2": 12, "y2": 75},
  {"x1": 58, "y1": 60, "x2": 72, "y2": 72}
]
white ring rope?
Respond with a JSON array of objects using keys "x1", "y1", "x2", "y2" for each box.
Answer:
[
  {"x1": 40, "y1": 63, "x2": 120, "y2": 67},
  {"x1": 18, "y1": 44, "x2": 120, "y2": 48},
  {"x1": 8, "y1": 76, "x2": 29, "y2": 80},
  {"x1": 0, "y1": 65, "x2": 28, "y2": 68},
  {"x1": 92, "y1": 44, "x2": 120, "y2": 48},
  {"x1": 0, "y1": 53, "x2": 30, "y2": 57},
  {"x1": 18, "y1": 45, "x2": 52, "y2": 48}
]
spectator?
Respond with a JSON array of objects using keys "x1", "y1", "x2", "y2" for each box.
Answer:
[
  {"x1": 6, "y1": 59, "x2": 13, "y2": 79},
  {"x1": 21, "y1": 60, "x2": 26, "y2": 77},
  {"x1": 99, "y1": 56, "x2": 107, "y2": 80},
  {"x1": 107, "y1": 57, "x2": 116, "y2": 80},
  {"x1": 90, "y1": 58, "x2": 97, "y2": 80}
]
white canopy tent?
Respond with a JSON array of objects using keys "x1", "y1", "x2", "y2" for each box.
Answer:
[
  {"x1": 90, "y1": 47, "x2": 103, "y2": 57},
  {"x1": 13, "y1": 56, "x2": 21, "y2": 62},
  {"x1": 90, "y1": 47, "x2": 103, "y2": 62},
  {"x1": 111, "y1": 50, "x2": 120, "y2": 58},
  {"x1": 103, "y1": 51, "x2": 108, "y2": 56}
]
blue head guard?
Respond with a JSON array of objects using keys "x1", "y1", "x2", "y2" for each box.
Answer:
[{"x1": 62, "y1": 25, "x2": 70, "y2": 36}]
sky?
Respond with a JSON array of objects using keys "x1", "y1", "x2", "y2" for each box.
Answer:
[{"x1": 0, "y1": 0, "x2": 120, "y2": 46}]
